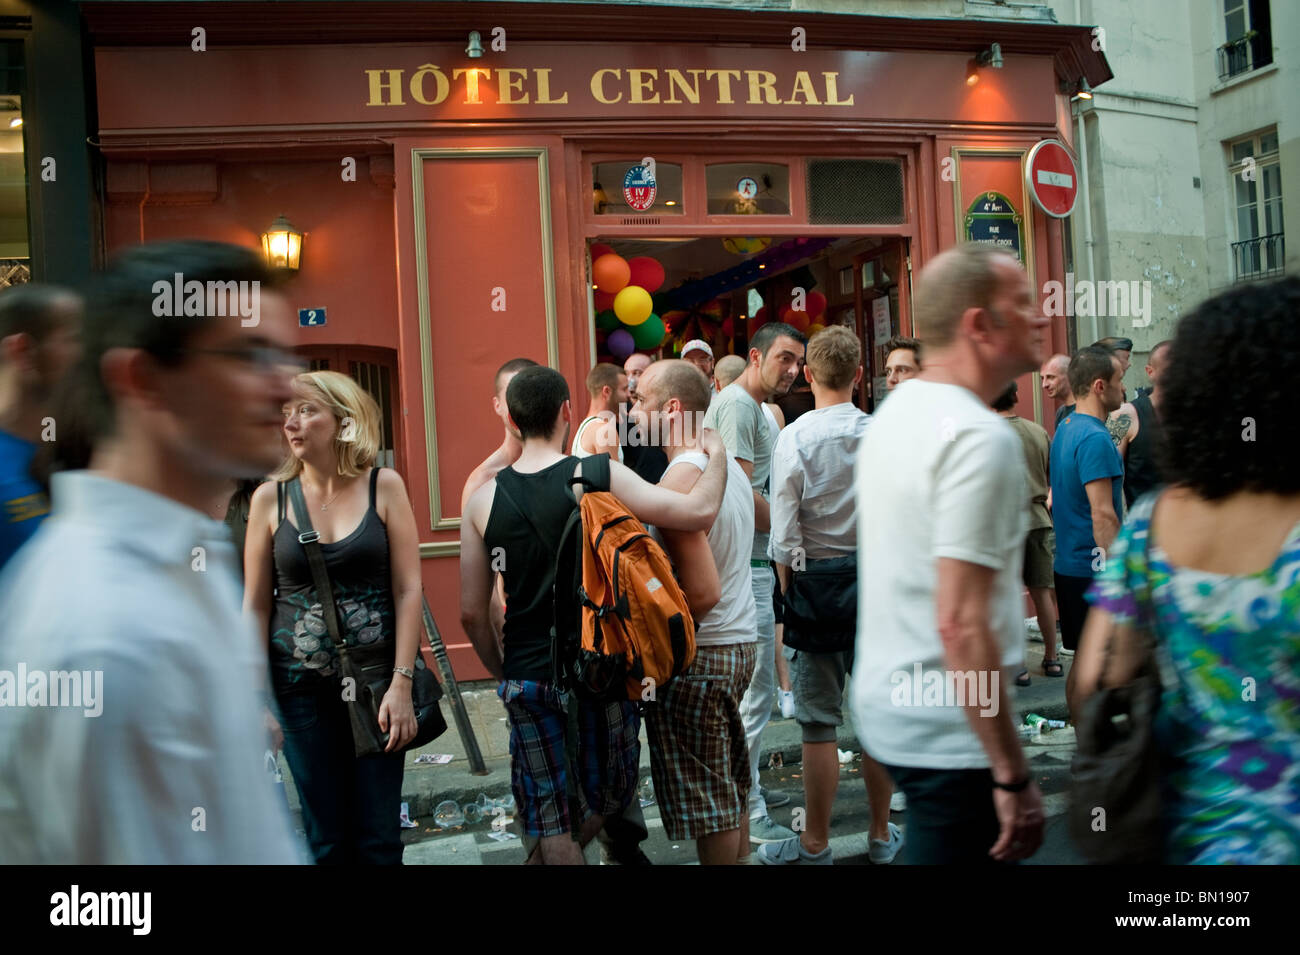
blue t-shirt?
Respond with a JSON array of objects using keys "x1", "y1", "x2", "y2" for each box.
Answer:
[
  {"x1": 1049, "y1": 411, "x2": 1123, "y2": 577},
  {"x1": 0, "y1": 429, "x2": 49, "y2": 573}
]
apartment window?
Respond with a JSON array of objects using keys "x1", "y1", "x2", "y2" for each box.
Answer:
[
  {"x1": 1228, "y1": 130, "x2": 1284, "y2": 281},
  {"x1": 1218, "y1": 0, "x2": 1273, "y2": 81}
]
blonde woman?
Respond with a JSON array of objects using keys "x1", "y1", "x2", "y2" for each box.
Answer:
[{"x1": 244, "y1": 371, "x2": 423, "y2": 864}]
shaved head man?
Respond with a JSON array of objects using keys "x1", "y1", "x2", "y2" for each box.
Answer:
[
  {"x1": 1041, "y1": 353, "x2": 1075, "y2": 428},
  {"x1": 624, "y1": 353, "x2": 652, "y2": 401}
]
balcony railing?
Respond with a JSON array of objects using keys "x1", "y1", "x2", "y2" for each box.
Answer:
[
  {"x1": 1217, "y1": 33, "x2": 1269, "y2": 81},
  {"x1": 1232, "y1": 233, "x2": 1285, "y2": 282}
]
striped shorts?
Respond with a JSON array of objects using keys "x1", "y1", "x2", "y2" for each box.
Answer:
[
  {"x1": 644, "y1": 642, "x2": 757, "y2": 841},
  {"x1": 498, "y1": 679, "x2": 639, "y2": 838}
]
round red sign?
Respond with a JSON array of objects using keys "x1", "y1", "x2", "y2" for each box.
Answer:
[{"x1": 1025, "y1": 140, "x2": 1078, "y2": 218}]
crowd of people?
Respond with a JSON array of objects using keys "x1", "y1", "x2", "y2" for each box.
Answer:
[{"x1": 0, "y1": 238, "x2": 1295, "y2": 866}]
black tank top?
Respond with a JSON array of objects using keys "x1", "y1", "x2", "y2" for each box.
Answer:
[
  {"x1": 268, "y1": 468, "x2": 395, "y2": 696},
  {"x1": 483, "y1": 457, "x2": 580, "y2": 682},
  {"x1": 1124, "y1": 393, "x2": 1164, "y2": 506}
]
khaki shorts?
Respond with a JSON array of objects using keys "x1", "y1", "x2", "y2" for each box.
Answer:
[{"x1": 1023, "y1": 527, "x2": 1056, "y2": 590}]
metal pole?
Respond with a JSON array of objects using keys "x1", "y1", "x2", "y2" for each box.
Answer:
[
  {"x1": 422, "y1": 597, "x2": 488, "y2": 775},
  {"x1": 1075, "y1": 99, "x2": 1100, "y2": 345}
]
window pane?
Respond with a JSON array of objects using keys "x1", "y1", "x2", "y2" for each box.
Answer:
[
  {"x1": 1231, "y1": 140, "x2": 1253, "y2": 162},
  {"x1": 1262, "y1": 164, "x2": 1282, "y2": 202},
  {"x1": 1235, "y1": 174, "x2": 1256, "y2": 207},
  {"x1": 592, "y1": 161, "x2": 683, "y2": 216},
  {"x1": 1260, "y1": 130, "x2": 1278, "y2": 154},
  {"x1": 1237, "y1": 204, "x2": 1257, "y2": 239},
  {"x1": 1263, "y1": 200, "x2": 1283, "y2": 235},
  {"x1": 705, "y1": 163, "x2": 790, "y2": 215},
  {"x1": 1225, "y1": 8, "x2": 1246, "y2": 39}
]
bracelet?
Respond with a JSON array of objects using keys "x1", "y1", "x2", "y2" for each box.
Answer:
[
  {"x1": 393, "y1": 666, "x2": 414, "y2": 679},
  {"x1": 992, "y1": 776, "x2": 1031, "y2": 793}
]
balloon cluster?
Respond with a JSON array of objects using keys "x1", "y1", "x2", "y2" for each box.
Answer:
[
  {"x1": 591, "y1": 243, "x2": 666, "y2": 360},
  {"x1": 779, "y1": 290, "x2": 828, "y2": 336}
]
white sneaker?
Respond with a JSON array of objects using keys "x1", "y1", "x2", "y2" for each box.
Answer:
[
  {"x1": 889, "y1": 790, "x2": 907, "y2": 812},
  {"x1": 868, "y1": 822, "x2": 904, "y2": 864},
  {"x1": 749, "y1": 815, "x2": 798, "y2": 844},
  {"x1": 778, "y1": 689, "x2": 796, "y2": 719}
]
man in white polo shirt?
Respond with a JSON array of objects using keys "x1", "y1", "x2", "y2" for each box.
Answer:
[{"x1": 852, "y1": 243, "x2": 1047, "y2": 865}]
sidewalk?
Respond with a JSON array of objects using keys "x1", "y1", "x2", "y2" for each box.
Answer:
[{"x1": 274, "y1": 644, "x2": 1072, "y2": 823}]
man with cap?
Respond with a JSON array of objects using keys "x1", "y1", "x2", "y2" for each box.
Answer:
[{"x1": 682, "y1": 340, "x2": 715, "y2": 392}]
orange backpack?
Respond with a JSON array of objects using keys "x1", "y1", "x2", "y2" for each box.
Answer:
[{"x1": 552, "y1": 454, "x2": 696, "y2": 701}]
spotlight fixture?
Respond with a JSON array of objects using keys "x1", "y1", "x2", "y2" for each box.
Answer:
[
  {"x1": 1072, "y1": 77, "x2": 1093, "y2": 101},
  {"x1": 466, "y1": 31, "x2": 484, "y2": 58},
  {"x1": 976, "y1": 42, "x2": 1003, "y2": 69}
]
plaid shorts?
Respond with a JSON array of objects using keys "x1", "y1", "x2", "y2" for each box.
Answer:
[
  {"x1": 498, "y1": 679, "x2": 639, "y2": 838},
  {"x1": 644, "y1": 642, "x2": 757, "y2": 841}
]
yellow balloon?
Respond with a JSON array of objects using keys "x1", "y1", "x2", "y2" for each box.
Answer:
[
  {"x1": 806, "y1": 322, "x2": 826, "y2": 336},
  {"x1": 614, "y1": 285, "x2": 653, "y2": 326}
]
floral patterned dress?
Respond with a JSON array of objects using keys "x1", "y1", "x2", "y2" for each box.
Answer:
[{"x1": 1087, "y1": 492, "x2": 1300, "y2": 864}]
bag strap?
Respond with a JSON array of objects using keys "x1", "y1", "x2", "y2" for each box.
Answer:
[
  {"x1": 286, "y1": 477, "x2": 351, "y2": 662},
  {"x1": 568, "y1": 452, "x2": 611, "y2": 495}
]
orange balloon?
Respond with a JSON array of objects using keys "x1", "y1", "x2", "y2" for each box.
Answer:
[
  {"x1": 786, "y1": 309, "x2": 811, "y2": 332},
  {"x1": 593, "y1": 253, "x2": 631, "y2": 293}
]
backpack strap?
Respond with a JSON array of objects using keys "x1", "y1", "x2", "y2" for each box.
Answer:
[
  {"x1": 277, "y1": 479, "x2": 286, "y2": 523},
  {"x1": 569, "y1": 452, "x2": 611, "y2": 497}
]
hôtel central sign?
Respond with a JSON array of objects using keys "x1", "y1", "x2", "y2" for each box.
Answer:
[
  {"x1": 94, "y1": 44, "x2": 1055, "y2": 131},
  {"x1": 363, "y1": 65, "x2": 856, "y2": 108}
]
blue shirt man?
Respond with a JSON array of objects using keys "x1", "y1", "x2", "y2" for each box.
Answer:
[
  {"x1": 0, "y1": 429, "x2": 48, "y2": 571},
  {"x1": 1050, "y1": 412, "x2": 1123, "y2": 577}
]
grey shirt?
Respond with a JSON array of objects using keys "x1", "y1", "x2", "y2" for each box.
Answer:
[{"x1": 703, "y1": 381, "x2": 773, "y2": 562}]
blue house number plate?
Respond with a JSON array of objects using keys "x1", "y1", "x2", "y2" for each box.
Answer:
[{"x1": 299, "y1": 307, "x2": 326, "y2": 327}]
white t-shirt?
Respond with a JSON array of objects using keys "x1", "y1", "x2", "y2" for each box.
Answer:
[
  {"x1": 571, "y1": 414, "x2": 624, "y2": 463},
  {"x1": 850, "y1": 380, "x2": 1028, "y2": 769},
  {"x1": 654, "y1": 451, "x2": 757, "y2": 646}
]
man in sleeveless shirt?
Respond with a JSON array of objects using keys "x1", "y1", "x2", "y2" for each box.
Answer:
[
  {"x1": 1112, "y1": 340, "x2": 1171, "y2": 508},
  {"x1": 460, "y1": 365, "x2": 729, "y2": 865},
  {"x1": 571, "y1": 362, "x2": 626, "y2": 461},
  {"x1": 634, "y1": 359, "x2": 758, "y2": 863},
  {"x1": 703, "y1": 320, "x2": 807, "y2": 845}
]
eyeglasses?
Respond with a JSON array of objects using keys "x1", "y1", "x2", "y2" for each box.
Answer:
[{"x1": 186, "y1": 346, "x2": 309, "y2": 374}]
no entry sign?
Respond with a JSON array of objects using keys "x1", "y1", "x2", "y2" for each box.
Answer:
[{"x1": 1025, "y1": 140, "x2": 1078, "y2": 218}]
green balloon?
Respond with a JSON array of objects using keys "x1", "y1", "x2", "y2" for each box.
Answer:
[
  {"x1": 630, "y1": 314, "x2": 665, "y2": 349},
  {"x1": 595, "y1": 309, "x2": 620, "y2": 331}
]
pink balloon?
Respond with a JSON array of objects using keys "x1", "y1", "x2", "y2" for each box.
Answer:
[{"x1": 627, "y1": 257, "x2": 666, "y2": 293}]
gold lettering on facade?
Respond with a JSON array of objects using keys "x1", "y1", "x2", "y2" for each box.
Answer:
[
  {"x1": 497, "y1": 67, "x2": 530, "y2": 104},
  {"x1": 534, "y1": 68, "x2": 569, "y2": 104},
  {"x1": 663, "y1": 69, "x2": 704, "y2": 105},
  {"x1": 745, "y1": 70, "x2": 781, "y2": 105},
  {"x1": 706, "y1": 69, "x2": 741, "y2": 105},
  {"x1": 785, "y1": 70, "x2": 822, "y2": 106},
  {"x1": 628, "y1": 69, "x2": 660, "y2": 104},
  {"x1": 453, "y1": 67, "x2": 492, "y2": 104},
  {"x1": 365, "y1": 69, "x2": 405, "y2": 106},
  {"x1": 591, "y1": 68, "x2": 623, "y2": 104},
  {"x1": 822, "y1": 71, "x2": 854, "y2": 106},
  {"x1": 409, "y1": 64, "x2": 450, "y2": 105}
]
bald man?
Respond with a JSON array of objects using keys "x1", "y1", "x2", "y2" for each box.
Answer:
[
  {"x1": 624, "y1": 353, "x2": 652, "y2": 402},
  {"x1": 1041, "y1": 354, "x2": 1074, "y2": 428}
]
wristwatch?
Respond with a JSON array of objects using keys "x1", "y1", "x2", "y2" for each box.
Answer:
[
  {"x1": 393, "y1": 666, "x2": 415, "y2": 679},
  {"x1": 992, "y1": 776, "x2": 1031, "y2": 793}
]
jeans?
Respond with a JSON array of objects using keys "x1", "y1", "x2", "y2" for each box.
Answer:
[
  {"x1": 882, "y1": 762, "x2": 1011, "y2": 865},
  {"x1": 739, "y1": 563, "x2": 777, "y2": 819},
  {"x1": 277, "y1": 684, "x2": 406, "y2": 864}
]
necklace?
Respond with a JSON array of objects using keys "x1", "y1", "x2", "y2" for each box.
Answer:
[{"x1": 307, "y1": 478, "x2": 350, "y2": 511}]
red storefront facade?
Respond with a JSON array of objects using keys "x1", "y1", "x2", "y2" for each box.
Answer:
[{"x1": 83, "y1": 3, "x2": 1111, "y2": 679}]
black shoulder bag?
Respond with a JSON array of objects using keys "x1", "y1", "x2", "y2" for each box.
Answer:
[{"x1": 287, "y1": 475, "x2": 446, "y2": 757}]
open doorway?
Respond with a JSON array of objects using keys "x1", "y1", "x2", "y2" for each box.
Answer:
[{"x1": 587, "y1": 234, "x2": 910, "y2": 414}]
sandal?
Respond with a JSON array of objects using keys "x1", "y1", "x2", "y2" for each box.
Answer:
[
  {"x1": 1014, "y1": 670, "x2": 1031, "y2": 687},
  {"x1": 1042, "y1": 659, "x2": 1064, "y2": 678}
]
